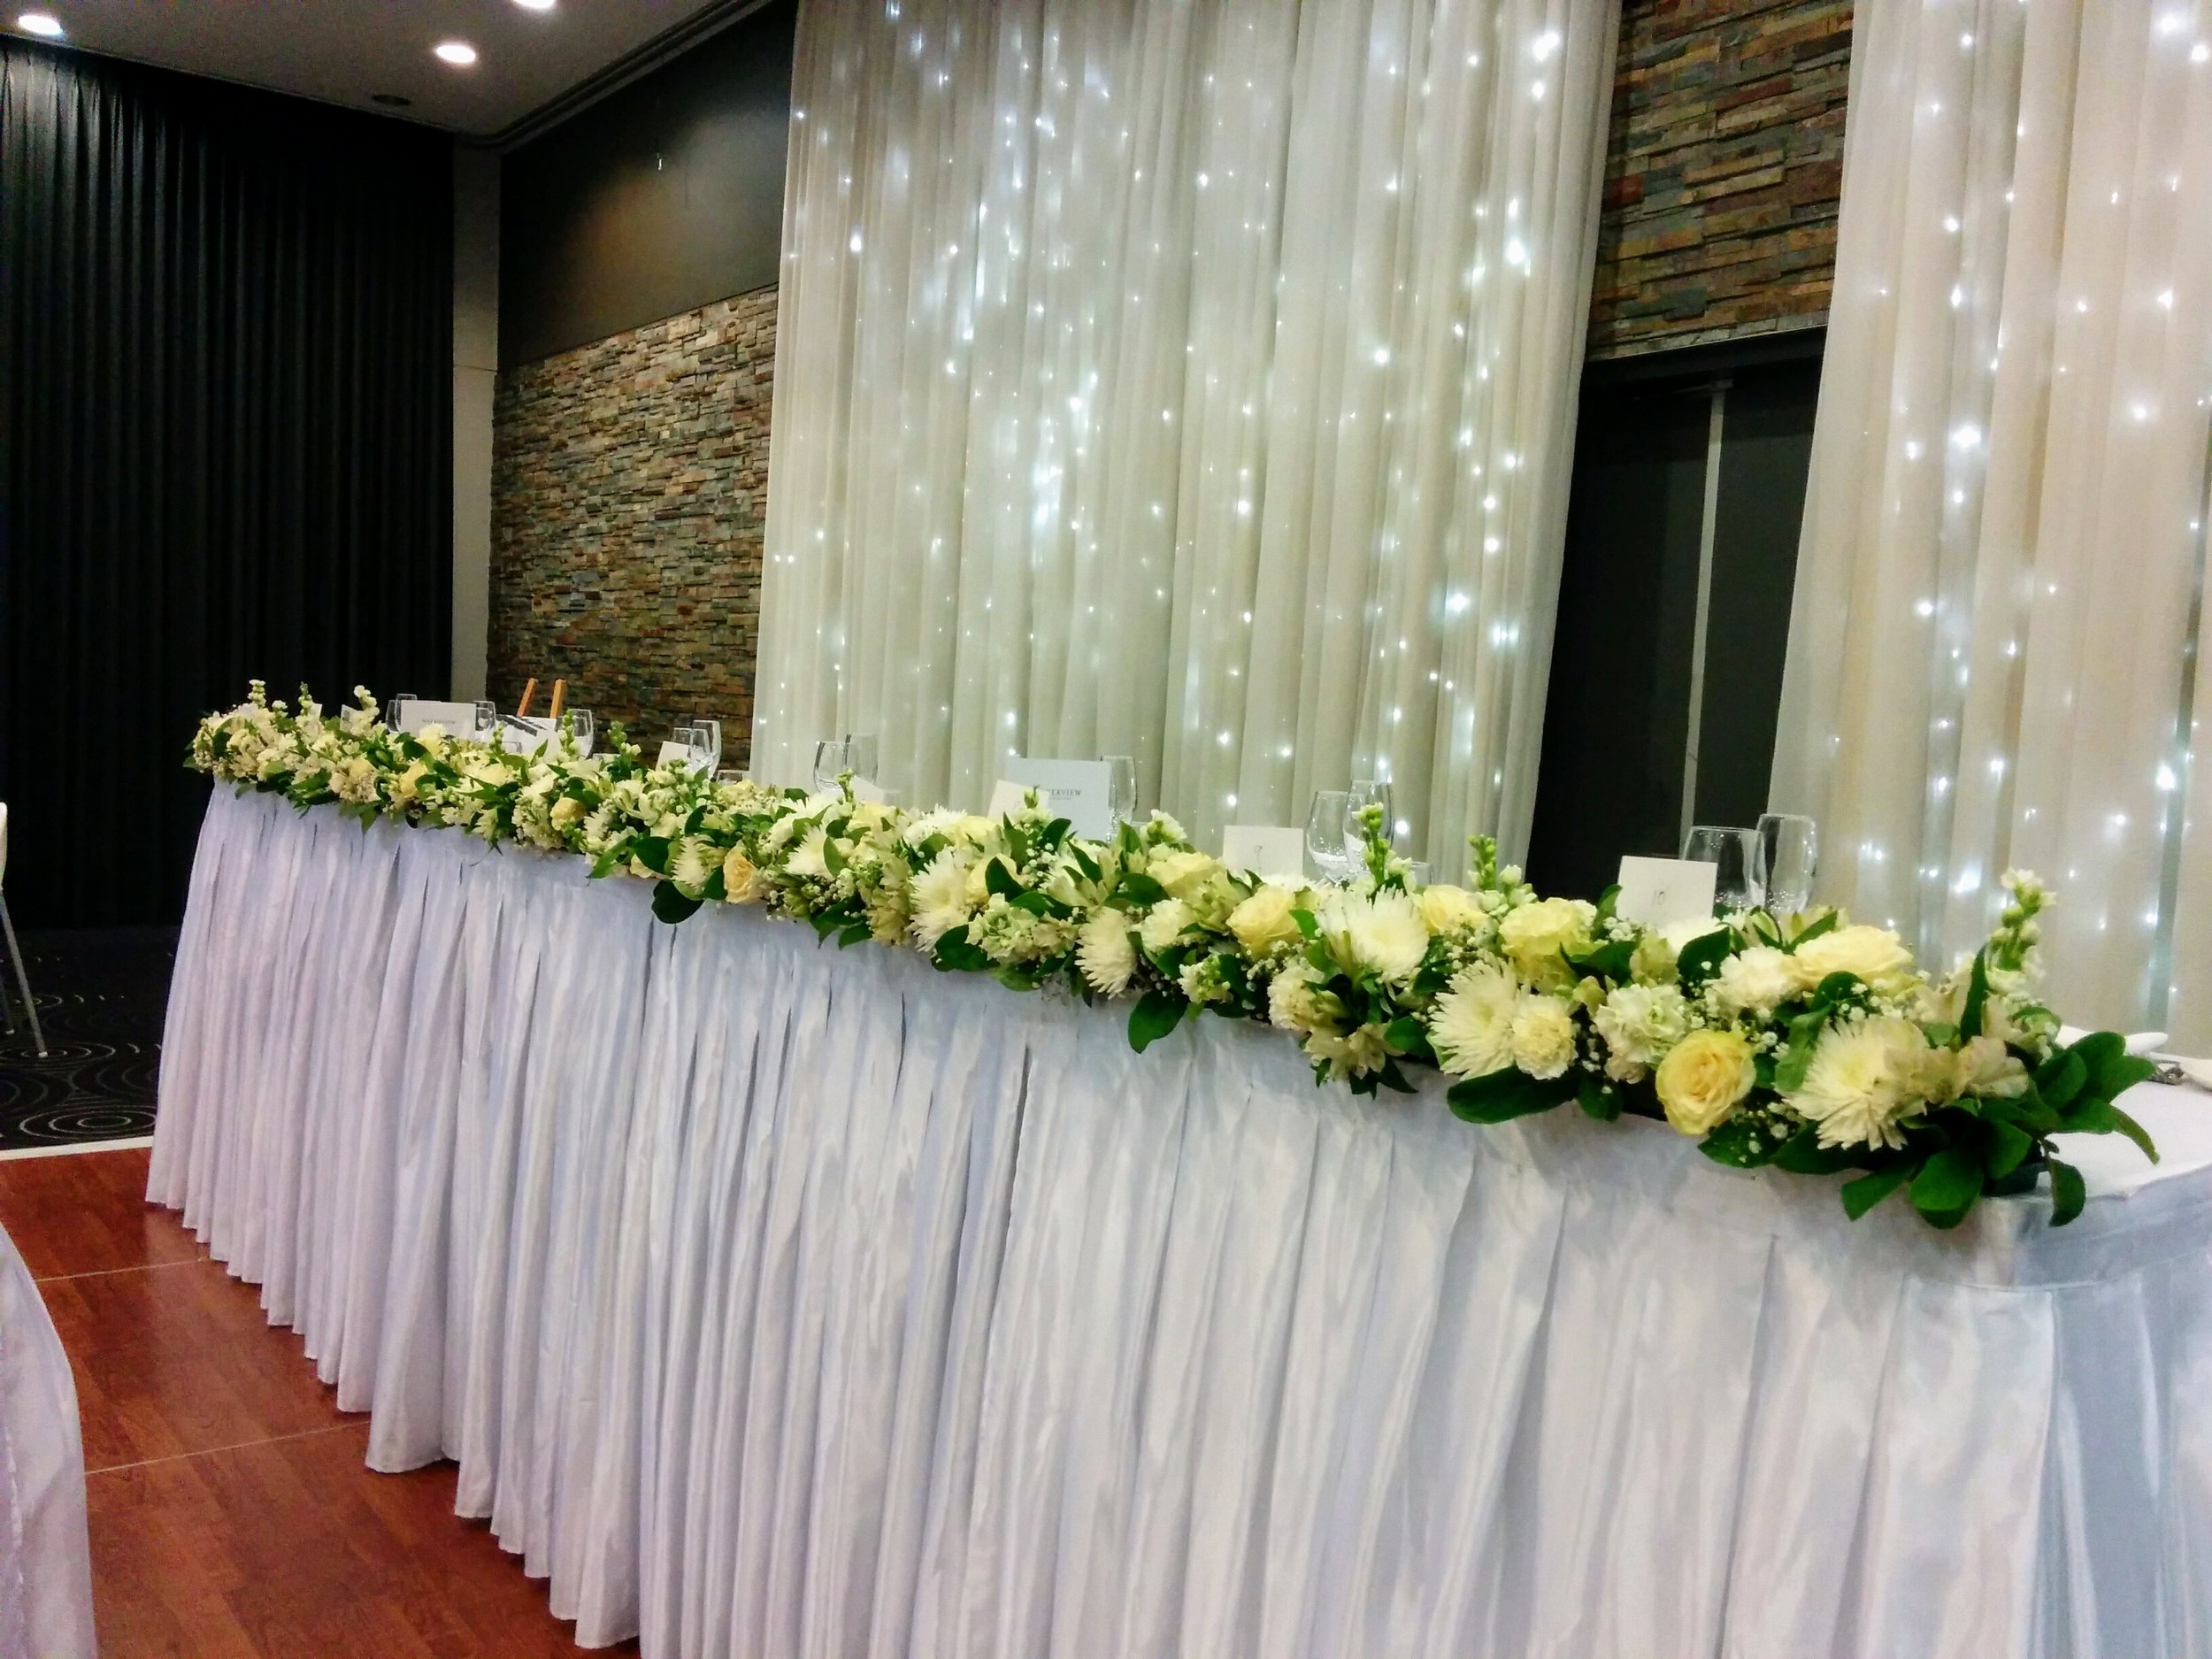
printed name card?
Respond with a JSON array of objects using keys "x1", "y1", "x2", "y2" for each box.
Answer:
[
  {"x1": 1615, "y1": 856, "x2": 1718, "y2": 933},
  {"x1": 985, "y1": 778, "x2": 1031, "y2": 819},
  {"x1": 393, "y1": 698, "x2": 480, "y2": 736},
  {"x1": 1003, "y1": 758, "x2": 1116, "y2": 839},
  {"x1": 1221, "y1": 825, "x2": 1306, "y2": 879}
]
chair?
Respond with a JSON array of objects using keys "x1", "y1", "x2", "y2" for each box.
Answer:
[{"x1": 0, "y1": 805, "x2": 46, "y2": 1057}]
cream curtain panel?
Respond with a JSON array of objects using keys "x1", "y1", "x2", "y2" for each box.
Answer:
[
  {"x1": 754, "y1": 0, "x2": 1617, "y2": 869},
  {"x1": 1774, "y1": 0, "x2": 2212, "y2": 1044}
]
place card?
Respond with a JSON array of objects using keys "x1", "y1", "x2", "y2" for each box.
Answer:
[
  {"x1": 1615, "y1": 855, "x2": 1717, "y2": 932},
  {"x1": 393, "y1": 698, "x2": 480, "y2": 736},
  {"x1": 657, "y1": 740, "x2": 710, "y2": 774},
  {"x1": 1222, "y1": 825, "x2": 1305, "y2": 879},
  {"x1": 1004, "y1": 757, "x2": 1116, "y2": 838},
  {"x1": 985, "y1": 778, "x2": 1031, "y2": 819}
]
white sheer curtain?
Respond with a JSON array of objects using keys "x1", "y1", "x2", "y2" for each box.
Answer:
[
  {"x1": 1774, "y1": 0, "x2": 2212, "y2": 1045},
  {"x1": 754, "y1": 0, "x2": 1617, "y2": 869}
]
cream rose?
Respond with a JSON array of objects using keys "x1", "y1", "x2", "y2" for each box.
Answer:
[
  {"x1": 1793, "y1": 925, "x2": 1916, "y2": 994},
  {"x1": 1654, "y1": 1029, "x2": 1756, "y2": 1135},
  {"x1": 1228, "y1": 883, "x2": 1303, "y2": 955},
  {"x1": 1499, "y1": 897, "x2": 1597, "y2": 992},
  {"x1": 1509, "y1": 994, "x2": 1578, "y2": 1079},
  {"x1": 1417, "y1": 883, "x2": 1486, "y2": 936},
  {"x1": 722, "y1": 847, "x2": 764, "y2": 903},
  {"x1": 1149, "y1": 849, "x2": 1225, "y2": 902}
]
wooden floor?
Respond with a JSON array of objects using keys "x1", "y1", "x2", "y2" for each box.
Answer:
[{"x1": 0, "y1": 1146, "x2": 639, "y2": 1658}]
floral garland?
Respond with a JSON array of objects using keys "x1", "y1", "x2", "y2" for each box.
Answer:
[{"x1": 190, "y1": 683, "x2": 2160, "y2": 1231}]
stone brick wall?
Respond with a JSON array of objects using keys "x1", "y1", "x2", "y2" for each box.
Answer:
[
  {"x1": 1587, "y1": 0, "x2": 1853, "y2": 358},
  {"x1": 488, "y1": 288, "x2": 775, "y2": 764}
]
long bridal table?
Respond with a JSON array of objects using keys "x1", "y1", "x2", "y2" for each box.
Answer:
[{"x1": 152, "y1": 787, "x2": 2212, "y2": 1658}]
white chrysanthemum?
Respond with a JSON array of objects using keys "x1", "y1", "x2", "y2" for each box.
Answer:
[
  {"x1": 909, "y1": 848, "x2": 977, "y2": 947},
  {"x1": 1710, "y1": 945, "x2": 1799, "y2": 1018},
  {"x1": 1319, "y1": 889, "x2": 1430, "y2": 985},
  {"x1": 331, "y1": 755, "x2": 379, "y2": 803},
  {"x1": 1592, "y1": 981, "x2": 1690, "y2": 1079},
  {"x1": 669, "y1": 835, "x2": 720, "y2": 895},
  {"x1": 1139, "y1": 897, "x2": 1195, "y2": 954},
  {"x1": 785, "y1": 826, "x2": 831, "y2": 879},
  {"x1": 1509, "y1": 994, "x2": 1578, "y2": 1079},
  {"x1": 1076, "y1": 909, "x2": 1138, "y2": 995},
  {"x1": 1788, "y1": 1016, "x2": 1929, "y2": 1150},
  {"x1": 1305, "y1": 1021, "x2": 1388, "y2": 1079},
  {"x1": 1428, "y1": 961, "x2": 1520, "y2": 1078}
]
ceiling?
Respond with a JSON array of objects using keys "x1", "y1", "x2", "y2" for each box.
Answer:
[{"x1": 1, "y1": 0, "x2": 738, "y2": 141}]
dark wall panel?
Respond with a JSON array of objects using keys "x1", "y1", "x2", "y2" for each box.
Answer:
[
  {"x1": 0, "y1": 39, "x2": 453, "y2": 926},
  {"x1": 501, "y1": 0, "x2": 796, "y2": 369}
]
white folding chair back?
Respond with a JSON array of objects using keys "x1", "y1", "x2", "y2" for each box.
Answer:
[{"x1": 0, "y1": 802, "x2": 46, "y2": 1056}]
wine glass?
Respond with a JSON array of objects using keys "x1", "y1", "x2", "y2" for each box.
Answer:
[
  {"x1": 386, "y1": 694, "x2": 417, "y2": 729},
  {"x1": 1683, "y1": 825, "x2": 1767, "y2": 912},
  {"x1": 687, "y1": 718, "x2": 723, "y2": 767},
  {"x1": 1307, "y1": 789, "x2": 1354, "y2": 883},
  {"x1": 472, "y1": 700, "x2": 497, "y2": 740},
  {"x1": 812, "y1": 738, "x2": 850, "y2": 793},
  {"x1": 1759, "y1": 812, "x2": 1818, "y2": 915},
  {"x1": 843, "y1": 733, "x2": 879, "y2": 784},
  {"x1": 1102, "y1": 755, "x2": 1138, "y2": 823},
  {"x1": 685, "y1": 723, "x2": 717, "y2": 770},
  {"x1": 1344, "y1": 780, "x2": 1394, "y2": 864}
]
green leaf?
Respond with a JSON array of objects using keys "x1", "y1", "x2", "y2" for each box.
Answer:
[
  {"x1": 1070, "y1": 842, "x2": 1102, "y2": 884},
  {"x1": 1909, "y1": 1147, "x2": 1985, "y2": 1229},
  {"x1": 1128, "y1": 988, "x2": 1188, "y2": 1053},
  {"x1": 1773, "y1": 1125, "x2": 1863, "y2": 1175},
  {"x1": 1786, "y1": 910, "x2": 1839, "y2": 949},
  {"x1": 1569, "y1": 938, "x2": 1636, "y2": 984},
  {"x1": 985, "y1": 856, "x2": 1022, "y2": 900},
  {"x1": 1042, "y1": 817, "x2": 1073, "y2": 848},
  {"x1": 650, "y1": 882, "x2": 704, "y2": 926},
  {"x1": 837, "y1": 921, "x2": 872, "y2": 948},
  {"x1": 634, "y1": 835, "x2": 672, "y2": 875},
  {"x1": 1840, "y1": 1163, "x2": 1913, "y2": 1221},
  {"x1": 1698, "y1": 1115, "x2": 1779, "y2": 1168},
  {"x1": 1377, "y1": 1058, "x2": 1417, "y2": 1094},
  {"x1": 1578, "y1": 1075, "x2": 1622, "y2": 1121},
  {"x1": 2074, "y1": 1032, "x2": 2156, "y2": 1102},
  {"x1": 1675, "y1": 930, "x2": 1733, "y2": 993},
  {"x1": 1446, "y1": 1066, "x2": 1578, "y2": 1124},
  {"x1": 1978, "y1": 1118, "x2": 2035, "y2": 1180},
  {"x1": 1959, "y1": 950, "x2": 1991, "y2": 1041},
  {"x1": 1292, "y1": 908, "x2": 1319, "y2": 941},
  {"x1": 2034, "y1": 1047, "x2": 2087, "y2": 1109},
  {"x1": 2047, "y1": 1156, "x2": 2086, "y2": 1225},
  {"x1": 933, "y1": 926, "x2": 992, "y2": 973},
  {"x1": 1118, "y1": 872, "x2": 1168, "y2": 906}
]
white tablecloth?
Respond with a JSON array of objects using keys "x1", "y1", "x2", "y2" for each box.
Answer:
[
  {"x1": 150, "y1": 788, "x2": 2212, "y2": 1658},
  {"x1": 0, "y1": 1221, "x2": 95, "y2": 1657}
]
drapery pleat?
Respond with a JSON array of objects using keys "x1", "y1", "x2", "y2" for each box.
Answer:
[
  {"x1": 1772, "y1": 0, "x2": 2212, "y2": 1044},
  {"x1": 753, "y1": 0, "x2": 1616, "y2": 871},
  {"x1": 0, "y1": 40, "x2": 451, "y2": 925},
  {"x1": 153, "y1": 790, "x2": 2212, "y2": 1657}
]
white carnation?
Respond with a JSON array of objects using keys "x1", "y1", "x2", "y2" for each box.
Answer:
[
  {"x1": 1591, "y1": 981, "x2": 1690, "y2": 1079},
  {"x1": 1509, "y1": 994, "x2": 1578, "y2": 1079},
  {"x1": 1267, "y1": 958, "x2": 1332, "y2": 1033},
  {"x1": 1710, "y1": 945, "x2": 1800, "y2": 1018},
  {"x1": 1139, "y1": 898, "x2": 1195, "y2": 955}
]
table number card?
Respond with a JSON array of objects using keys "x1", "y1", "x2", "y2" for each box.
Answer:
[
  {"x1": 1222, "y1": 825, "x2": 1306, "y2": 879},
  {"x1": 1004, "y1": 758, "x2": 1116, "y2": 839},
  {"x1": 1615, "y1": 856, "x2": 1717, "y2": 932},
  {"x1": 392, "y1": 698, "x2": 480, "y2": 736}
]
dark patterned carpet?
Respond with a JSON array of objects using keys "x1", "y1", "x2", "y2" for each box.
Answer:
[{"x1": 0, "y1": 926, "x2": 174, "y2": 1150}]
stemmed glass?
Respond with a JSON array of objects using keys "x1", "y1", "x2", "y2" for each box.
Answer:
[
  {"x1": 1759, "y1": 812, "x2": 1818, "y2": 915},
  {"x1": 687, "y1": 718, "x2": 723, "y2": 768},
  {"x1": 1683, "y1": 825, "x2": 1768, "y2": 912},
  {"x1": 472, "y1": 700, "x2": 497, "y2": 740},
  {"x1": 812, "y1": 738, "x2": 851, "y2": 793},
  {"x1": 844, "y1": 733, "x2": 879, "y2": 784},
  {"x1": 1307, "y1": 790, "x2": 1355, "y2": 884},
  {"x1": 1102, "y1": 756, "x2": 1137, "y2": 823}
]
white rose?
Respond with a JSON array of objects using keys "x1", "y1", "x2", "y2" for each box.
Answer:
[
  {"x1": 1417, "y1": 883, "x2": 1486, "y2": 936},
  {"x1": 1148, "y1": 849, "x2": 1224, "y2": 901},
  {"x1": 1793, "y1": 926, "x2": 1916, "y2": 994},
  {"x1": 1654, "y1": 1029, "x2": 1757, "y2": 1135},
  {"x1": 1227, "y1": 883, "x2": 1303, "y2": 956},
  {"x1": 1499, "y1": 898, "x2": 1597, "y2": 991},
  {"x1": 1509, "y1": 994, "x2": 1578, "y2": 1080}
]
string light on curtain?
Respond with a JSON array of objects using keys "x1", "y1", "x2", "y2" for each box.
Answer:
[
  {"x1": 1775, "y1": 0, "x2": 2212, "y2": 1044},
  {"x1": 754, "y1": 0, "x2": 1617, "y2": 871}
]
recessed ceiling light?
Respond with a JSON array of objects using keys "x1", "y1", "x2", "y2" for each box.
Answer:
[
  {"x1": 433, "y1": 39, "x2": 478, "y2": 66},
  {"x1": 17, "y1": 12, "x2": 64, "y2": 37},
  {"x1": 512, "y1": 0, "x2": 556, "y2": 10}
]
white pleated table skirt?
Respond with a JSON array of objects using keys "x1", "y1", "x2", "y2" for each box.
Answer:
[
  {"x1": 150, "y1": 788, "x2": 2212, "y2": 1658},
  {"x1": 0, "y1": 1219, "x2": 96, "y2": 1658}
]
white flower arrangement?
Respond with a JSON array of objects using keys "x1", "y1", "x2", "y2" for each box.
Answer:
[{"x1": 189, "y1": 687, "x2": 2158, "y2": 1231}]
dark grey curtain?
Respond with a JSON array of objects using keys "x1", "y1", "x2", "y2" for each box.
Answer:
[{"x1": 0, "y1": 40, "x2": 453, "y2": 926}]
